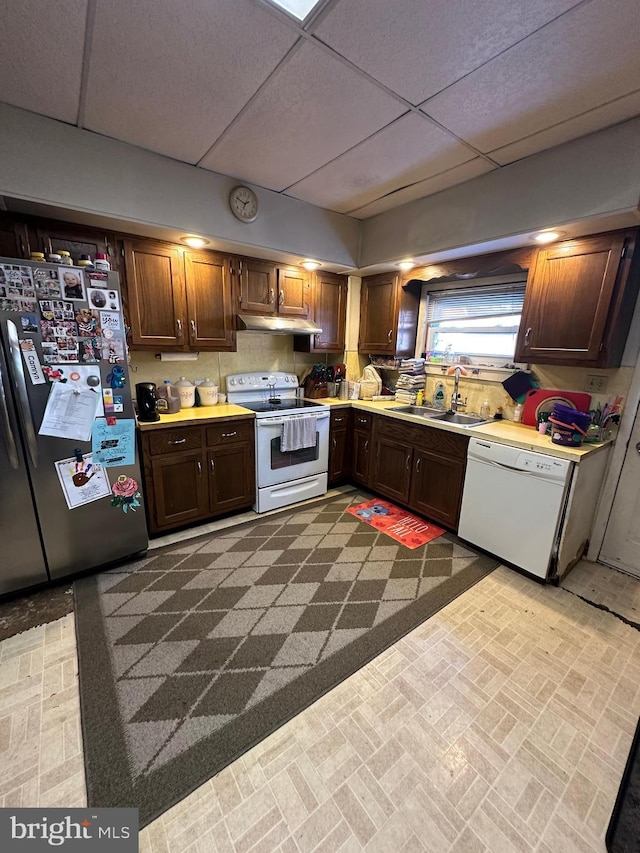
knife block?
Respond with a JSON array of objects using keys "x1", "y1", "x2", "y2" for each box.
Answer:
[{"x1": 303, "y1": 378, "x2": 328, "y2": 399}]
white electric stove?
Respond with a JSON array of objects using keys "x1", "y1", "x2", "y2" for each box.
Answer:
[{"x1": 226, "y1": 372, "x2": 330, "y2": 512}]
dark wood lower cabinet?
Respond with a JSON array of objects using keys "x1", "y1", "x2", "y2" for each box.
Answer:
[
  {"x1": 371, "y1": 437, "x2": 412, "y2": 503},
  {"x1": 408, "y1": 449, "x2": 465, "y2": 529},
  {"x1": 150, "y1": 451, "x2": 208, "y2": 529},
  {"x1": 208, "y1": 444, "x2": 254, "y2": 512},
  {"x1": 328, "y1": 410, "x2": 350, "y2": 485},
  {"x1": 141, "y1": 419, "x2": 255, "y2": 535},
  {"x1": 369, "y1": 414, "x2": 468, "y2": 530},
  {"x1": 352, "y1": 430, "x2": 371, "y2": 486}
]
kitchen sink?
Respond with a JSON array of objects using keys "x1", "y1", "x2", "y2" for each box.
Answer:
[
  {"x1": 389, "y1": 405, "x2": 490, "y2": 427},
  {"x1": 428, "y1": 411, "x2": 490, "y2": 426},
  {"x1": 388, "y1": 405, "x2": 443, "y2": 416}
]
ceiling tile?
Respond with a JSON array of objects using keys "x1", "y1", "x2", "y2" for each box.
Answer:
[
  {"x1": 199, "y1": 40, "x2": 406, "y2": 191},
  {"x1": 348, "y1": 158, "x2": 495, "y2": 219},
  {"x1": 0, "y1": 0, "x2": 87, "y2": 123},
  {"x1": 285, "y1": 113, "x2": 474, "y2": 212},
  {"x1": 422, "y1": 0, "x2": 640, "y2": 154},
  {"x1": 489, "y1": 89, "x2": 640, "y2": 165},
  {"x1": 84, "y1": 0, "x2": 298, "y2": 163},
  {"x1": 313, "y1": 0, "x2": 582, "y2": 105}
]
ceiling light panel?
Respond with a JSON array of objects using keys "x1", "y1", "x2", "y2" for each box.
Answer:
[{"x1": 268, "y1": 0, "x2": 323, "y2": 21}]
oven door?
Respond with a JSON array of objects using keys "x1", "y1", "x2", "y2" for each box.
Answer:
[{"x1": 256, "y1": 410, "x2": 330, "y2": 487}]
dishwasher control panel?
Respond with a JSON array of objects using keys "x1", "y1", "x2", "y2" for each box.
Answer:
[{"x1": 519, "y1": 456, "x2": 564, "y2": 473}]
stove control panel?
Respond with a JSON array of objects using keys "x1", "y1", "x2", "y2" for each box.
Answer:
[{"x1": 227, "y1": 372, "x2": 298, "y2": 391}]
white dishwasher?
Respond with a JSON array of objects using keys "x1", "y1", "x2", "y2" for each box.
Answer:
[{"x1": 458, "y1": 438, "x2": 574, "y2": 580}]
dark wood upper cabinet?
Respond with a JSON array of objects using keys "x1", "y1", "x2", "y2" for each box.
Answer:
[
  {"x1": 277, "y1": 266, "x2": 310, "y2": 317},
  {"x1": 0, "y1": 214, "x2": 30, "y2": 258},
  {"x1": 184, "y1": 250, "x2": 235, "y2": 351},
  {"x1": 239, "y1": 257, "x2": 277, "y2": 313},
  {"x1": 294, "y1": 271, "x2": 347, "y2": 354},
  {"x1": 515, "y1": 231, "x2": 640, "y2": 367},
  {"x1": 359, "y1": 273, "x2": 420, "y2": 356},
  {"x1": 124, "y1": 239, "x2": 188, "y2": 349},
  {"x1": 34, "y1": 222, "x2": 114, "y2": 266}
]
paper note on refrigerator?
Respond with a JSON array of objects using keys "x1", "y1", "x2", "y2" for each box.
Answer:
[
  {"x1": 92, "y1": 418, "x2": 135, "y2": 467},
  {"x1": 54, "y1": 453, "x2": 111, "y2": 510},
  {"x1": 39, "y1": 382, "x2": 100, "y2": 442}
]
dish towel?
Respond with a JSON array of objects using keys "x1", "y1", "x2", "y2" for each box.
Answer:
[{"x1": 281, "y1": 414, "x2": 317, "y2": 452}]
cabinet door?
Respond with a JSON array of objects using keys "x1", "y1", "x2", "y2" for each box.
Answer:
[
  {"x1": 184, "y1": 250, "x2": 235, "y2": 351},
  {"x1": 359, "y1": 273, "x2": 398, "y2": 353},
  {"x1": 239, "y1": 258, "x2": 277, "y2": 313},
  {"x1": 151, "y1": 451, "x2": 208, "y2": 529},
  {"x1": 352, "y1": 429, "x2": 371, "y2": 486},
  {"x1": 409, "y1": 450, "x2": 465, "y2": 530},
  {"x1": 35, "y1": 223, "x2": 113, "y2": 265},
  {"x1": 515, "y1": 234, "x2": 626, "y2": 363},
  {"x1": 312, "y1": 272, "x2": 347, "y2": 352},
  {"x1": 124, "y1": 239, "x2": 187, "y2": 349},
  {"x1": 329, "y1": 423, "x2": 349, "y2": 485},
  {"x1": 277, "y1": 267, "x2": 310, "y2": 317},
  {"x1": 371, "y1": 436, "x2": 412, "y2": 503},
  {"x1": 0, "y1": 215, "x2": 30, "y2": 258},
  {"x1": 208, "y1": 444, "x2": 255, "y2": 513}
]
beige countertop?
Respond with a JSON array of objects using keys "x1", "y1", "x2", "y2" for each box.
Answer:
[
  {"x1": 138, "y1": 396, "x2": 611, "y2": 461},
  {"x1": 316, "y1": 397, "x2": 612, "y2": 461},
  {"x1": 137, "y1": 404, "x2": 255, "y2": 431}
]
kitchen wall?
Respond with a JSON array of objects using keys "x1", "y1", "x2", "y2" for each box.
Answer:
[{"x1": 129, "y1": 334, "x2": 332, "y2": 393}]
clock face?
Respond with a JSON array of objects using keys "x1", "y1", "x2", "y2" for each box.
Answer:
[{"x1": 229, "y1": 186, "x2": 258, "y2": 222}]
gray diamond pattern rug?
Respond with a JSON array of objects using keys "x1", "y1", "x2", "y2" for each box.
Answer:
[{"x1": 75, "y1": 492, "x2": 498, "y2": 826}]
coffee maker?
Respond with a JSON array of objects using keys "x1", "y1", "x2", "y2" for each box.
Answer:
[{"x1": 136, "y1": 382, "x2": 160, "y2": 422}]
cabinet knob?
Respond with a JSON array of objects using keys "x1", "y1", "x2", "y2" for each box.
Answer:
[
  {"x1": 197, "y1": 461, "x2": 202, "y2": 476},
  {"x1": 405, "y1": 455, "x2": 410, "y2": 470},
  {"x1": 176, "y1": 318, "x2": 183, "y2": 338},
  {"x1": 221, "y1": 431, "x2": 237, "y2": 438},
  {"x1": 387, "y1": 329, "x2": 393, "y2": 342},
  {"x1": 416, "y1": 458, "x2": 421, "y2": 473},
  {"x1": 169, "y1": 438, "x2": 186, "y2": 445},
  {"x1": 279, "y1": 289, "x2": 284, "y2": 305},
  {"x1": 331, "y1": 437, "x2": 336, "y2": 450},
  {"x1": 210, "y1": 458, "x2": 215, "y2": 474},
  {"x1": 269, "y1": 288, "x2": 275, "y2": 303},
  {"x1": 364, "y1": 439, "x2": 369, "y2": 452},
  {"x1": 524, "y1": 326, "x2": 532, "y2": 346},
  {"x1": 190, "y1": 319, "x2": 197, "y2": 338}
]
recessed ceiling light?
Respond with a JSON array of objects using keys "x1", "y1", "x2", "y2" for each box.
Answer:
[
  {"x1": 301, "y1": 259, "x2": 321, "y2": 271},
  {"x1": 181, "y1": 235, "x2": 209, "y2": 248},
  {"x1": 397, "y1": 260, "x2": 415, "y2": 271},
  {"x1": 267, "y1": 0, "x2": 323, "y2": 21},
  {"x1": 532, "y1": 230, "x2": 564, "y2": 244}
]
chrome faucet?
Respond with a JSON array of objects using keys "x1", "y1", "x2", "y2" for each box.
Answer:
[{"x1": 450, "y1": 367, "x2": 468, "y2": 413}]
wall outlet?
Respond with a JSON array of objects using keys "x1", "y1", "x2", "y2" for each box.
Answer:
[{"x1": 585, "y1": 374, "x2": 609, "y2": 393}]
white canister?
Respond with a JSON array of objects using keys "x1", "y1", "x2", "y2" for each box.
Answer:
[
  {"x1": 175, "y1": 376, "x2": 196, "y2": 408},
  {"x1": 198, "y1": 378, "x2": 218, "y2": 406}
]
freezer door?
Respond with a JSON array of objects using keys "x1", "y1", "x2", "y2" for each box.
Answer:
[
  {"x1": 0, "y1": 265, "x2": 148, "y2": 580},
  {"x1": 0, "y1": 339, "x2": 49, "y2": 593}
]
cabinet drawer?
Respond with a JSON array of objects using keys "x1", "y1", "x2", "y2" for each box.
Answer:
[
  {"x1": 375, "y1": 415, "x2": 468, "y2": 459},
  {"x1": 352, "y1": 411, "x2": 372, "y2": 431},
  {"x1": 206, "y1": 420, "x2": 254, "y2": 446},
  {"x1": 330, "y1": 409, "x2": 350, "y2": 427},
  {"x1": 148, "y1": 427, "x2": 202, "y2": 456}
]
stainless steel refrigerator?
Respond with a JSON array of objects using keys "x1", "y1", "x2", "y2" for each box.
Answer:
[{"x1": 0, "y1": 256, "x2": 148, "y2": 595}]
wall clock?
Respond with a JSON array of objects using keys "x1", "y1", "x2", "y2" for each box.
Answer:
[{"x1": 229, "y1": 185, "x2": 259, "y2": 223}]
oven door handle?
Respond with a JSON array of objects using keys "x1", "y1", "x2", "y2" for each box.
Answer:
[{"x1": 257, "y1": 413, "x2": 330, "y2": 428}]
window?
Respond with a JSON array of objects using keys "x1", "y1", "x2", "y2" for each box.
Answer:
[
  {"x1": 424, "y1": 281, "x2": 526, "y2": 362},
  {"x1": 267, "y1": 0, "x2": 324, "y2": 21}
]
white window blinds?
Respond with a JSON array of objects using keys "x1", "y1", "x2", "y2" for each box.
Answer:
[{"x1": 426, "y1": 283, "x2": 526, "y2": 323}]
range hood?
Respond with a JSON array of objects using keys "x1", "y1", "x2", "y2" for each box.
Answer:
[{"x1": 236, "y1": 314, "x2": 322, "y2": 335}]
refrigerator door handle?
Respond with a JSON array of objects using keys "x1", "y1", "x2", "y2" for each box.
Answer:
[
  {"x1": 6, "y1": 320, "x2": 38, "y2": 467},
  {"x1": 0, "y1": 360, "x2": 19, "y2": 469}
]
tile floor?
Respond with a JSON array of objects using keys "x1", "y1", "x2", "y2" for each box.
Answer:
[
  {"x1": 561, "y1": 558, "x2": 640, "y2": 626},
  {"x1": 1, "y1": 549, "x2": 640, "y2": 851}
]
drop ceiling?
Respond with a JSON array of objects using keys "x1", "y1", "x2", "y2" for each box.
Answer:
[{"x1": 1, "y1": 0, "x2": 639, "y2": 221}]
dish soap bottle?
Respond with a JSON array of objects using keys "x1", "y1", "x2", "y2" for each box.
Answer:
[
  {"x1": 416, "y1": 389, "x2": 424, "y2": 406},
  {"x1": 434, "y1": 382, "x2": 445, "y2": 410},
  {"x1": 513, "y1": 402, "x2": 523, "y2": 422}
]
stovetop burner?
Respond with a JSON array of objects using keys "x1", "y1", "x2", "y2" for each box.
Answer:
[{"x1": 240, "y1": 399, "x2": 325, "y2": 414}]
